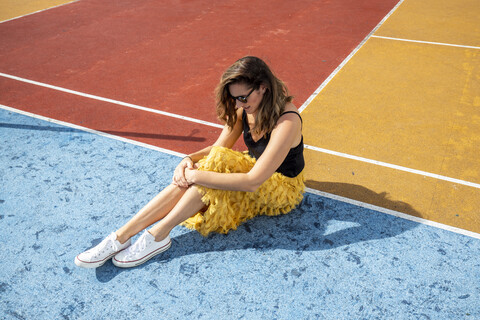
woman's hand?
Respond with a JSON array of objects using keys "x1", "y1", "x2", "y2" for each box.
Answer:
[
  {"x1": 172, "y1": 157, "x2": 194, "y2": 188},
  {"x1": 184, "y1": 167, "x2": 197, "y2": 186}
]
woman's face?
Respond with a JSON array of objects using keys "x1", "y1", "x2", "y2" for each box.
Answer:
[{"x1": 228, "y1": 82, "x2": 265, "y2": 116}]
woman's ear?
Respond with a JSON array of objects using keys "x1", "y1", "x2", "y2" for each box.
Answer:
[{"x1": 259, "y1": 84, "x2": 267, "y2": 94}]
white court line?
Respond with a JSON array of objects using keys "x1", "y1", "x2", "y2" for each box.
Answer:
[
  {"x1": 0, "y1": 0, "x2": 81, "y2": 24},
  {"x1": 1, "y1": 0, "x2": 478, "y2": 239},
  {"x1": 0, "y1": 104, "x2": 185, "y2": 158},
  {"x1": 305, "y1": 145, "x2": 480, "y2": 190},
  {"x1": 0, "y1": 72, "x2": 224, "y2": 129},
  {"x1": 2, "y1": 102, "x2": 479, "y2": 240},
  {"x1": 298, "y1": 0, "x2": 405, "y2": 113},
  {"x1": 306, "y1": 187, "x2": 480, "y2": 240},
  {"x1": 371, "y1": 35, "x2": 480, "y2": 50},
  {"x1": 2, "y1": 71, "x2": 479, "y2": 190}
]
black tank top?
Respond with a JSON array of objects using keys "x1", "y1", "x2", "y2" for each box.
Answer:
[{"x1": 242, "y1": 110, "x2": 305, "y2": 178}]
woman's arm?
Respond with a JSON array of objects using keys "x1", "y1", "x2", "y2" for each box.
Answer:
[
  {"x1": 172, "y1": 109, "x2": 244, "y2": 187},
  {"x1": 185, "y1": 111, "x2": 302, "y2": 192},
  {"x1": 187, "y1": 108, "x2": 245, "y2": 161}
]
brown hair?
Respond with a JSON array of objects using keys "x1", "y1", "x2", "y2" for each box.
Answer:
[{"x1": 215, "y1": 56, "x2": 293, "y2": 135}]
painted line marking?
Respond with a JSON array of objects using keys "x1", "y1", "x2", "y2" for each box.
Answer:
[
  {"x1": 371, "y1": 35, "x2": 480, "y2": 50},
  {"x1": 298, "y1": 0, "x2": 406, "y2": 113},
  {"x1": 0, "y1": 104, "x2": 185, "y2": 158},
  {"x1": 0, "y1": 72, "x2": 224, "y2": 129},
  {"x1": 2, "y1": 71, "x2": 479, "y2": 190},
  {"x1": 305, "y1": 144, "x2": 480, "y2": 190},
  {"x1": 2, "y1": 103, "x2": 479, "y2": 240},
  {"x1": 0, "y1": 1, "x2": 81, "y2": 24},
  {"x1": 306, "y1": 187, "x2": 480, "y2": 240}
]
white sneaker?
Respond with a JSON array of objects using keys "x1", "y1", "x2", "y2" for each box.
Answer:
[
  {"x1": 113, "y1": 230, "x2": 171, "y2": 268},
  {"x1": 74, "y1": 232, "x2": 131, "y2": 268}
]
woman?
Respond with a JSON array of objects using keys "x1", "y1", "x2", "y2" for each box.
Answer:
[{"x1": 75, "y1": 56, "x2": 305, "y2": 269}]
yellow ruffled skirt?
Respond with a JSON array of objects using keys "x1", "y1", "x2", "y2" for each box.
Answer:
[{"x1": 180, "y1": 146, "x2": 305, "y2": 236}]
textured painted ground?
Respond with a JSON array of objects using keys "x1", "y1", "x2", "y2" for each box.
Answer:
[
  {"x1": 2, "y1": 0, "x2": 478, "y2": 236},
  {"x1": 0, "y1": 0, "x2": 400, "y2": 149},
  {"x1": 302, "y1": 0, "x2": 480, "y2": 235},
  {"x1": 1, "y1": 108, "x2": 479, "y2": 319},
  {"x1": 0, "y1": 0, "x2": 76, "y2": 22}
]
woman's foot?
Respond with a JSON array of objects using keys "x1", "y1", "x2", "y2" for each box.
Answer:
[
  {"x1": 113, "y1": 230, "x2": 171, "y2": 268},
  {"x1": 75, "y1": 232, "x2": 131, "y2": 268}
]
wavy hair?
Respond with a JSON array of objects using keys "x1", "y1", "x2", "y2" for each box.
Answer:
[{"x1": 215, "y1": 56, "x2": 293, "y2": 136}]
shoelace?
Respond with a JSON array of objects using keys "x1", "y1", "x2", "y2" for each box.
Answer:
[
  {"x1": 127, "y1": 233, "x2": 149, "y2": 256},
  {"x1": 90, "y1": 235, "x2": 119, "y2": 258}
]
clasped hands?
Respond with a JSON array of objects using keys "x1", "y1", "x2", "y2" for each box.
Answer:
[{"x1": 172, "y1": 157, "x2": 198, "y2": 188}]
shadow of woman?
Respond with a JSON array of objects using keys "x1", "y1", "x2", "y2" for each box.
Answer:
[
  {"x1": 96, "y1": 181, "x2": 422, "y2": 281},
  {"x1": 306, "y1": 180, "x2": 422, "y2": 217}
]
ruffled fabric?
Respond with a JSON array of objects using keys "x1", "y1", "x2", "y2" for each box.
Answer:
[{"x1": 180, "y1": 146, "x2": 305, "y2": 236}]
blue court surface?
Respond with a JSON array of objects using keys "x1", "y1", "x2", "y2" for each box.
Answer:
[{"x1": 1, "y1": 107, "x2": 479, "y2": 319}]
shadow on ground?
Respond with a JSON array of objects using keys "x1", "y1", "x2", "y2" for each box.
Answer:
[
  {"x1": 306, "y1": 180, "x2": 422, "y2": 217},
  {"x1": 95, "y1": 181, "x2": 420, "y2": 282},
  {"x1": 0, "y1": 122, "x2": 206, "y2": 142}
]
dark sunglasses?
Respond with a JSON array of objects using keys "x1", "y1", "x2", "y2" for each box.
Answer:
[{"x1": 230, "y1": 87, "x2": 255, "y2": 103}]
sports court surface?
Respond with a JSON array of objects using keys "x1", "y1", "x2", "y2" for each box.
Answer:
[{"x1": 1, "y1": 0, "x2": 479, "y2": 319}]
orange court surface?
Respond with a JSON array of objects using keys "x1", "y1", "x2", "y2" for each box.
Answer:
[
  {"x1": 1, "y1": 0, "x2": 480, "y2": 319},
  {"x1": 2, "y1": 0, "x2": 478, "y2": 236}
]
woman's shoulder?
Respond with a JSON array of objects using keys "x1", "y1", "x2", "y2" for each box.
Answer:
[
  {"x1": 279, "y1": 102, "x2": 301, "y2": 121},
  {"x1": 284, "y1": 102, "x2": 298, "y2": 112},
  {"x1": 236, "y1": 107, "x2": 244, "y2": 118},
  {"x1": 272, "y1": 103, "x2": 302, "y2": 134}
]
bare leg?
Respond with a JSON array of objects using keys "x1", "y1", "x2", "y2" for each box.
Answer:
[
  {"x1": 148, "y1": 186, "x2": 205, "y2": 241},
  {"x1": 115, "y1": 184, "x2": 188, "y2": 244}
]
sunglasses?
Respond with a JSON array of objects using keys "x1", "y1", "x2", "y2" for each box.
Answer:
[{"x1": 230, "y1": 87, "x2": 255, "y2": 103}]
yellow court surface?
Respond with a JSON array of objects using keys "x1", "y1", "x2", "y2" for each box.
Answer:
[
  {"x1": 0, "y1": 0, "x2": 76, "y2": 22},
  {"x1": 302, "y1": 0, "x2": 480, "y2": 234},
  {"x1": 2, "y1": 0, "x2": 480, "y2": 318},
  {"x1": 375, "y1": 0, "x2": 480, "y2": 47}
]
